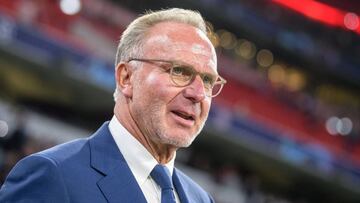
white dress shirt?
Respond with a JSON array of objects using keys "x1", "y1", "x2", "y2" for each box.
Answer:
[{"x1": 108, "y1": 116, "x2": 180, "y2": 203}]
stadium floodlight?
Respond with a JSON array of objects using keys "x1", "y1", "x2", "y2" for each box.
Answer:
[{"x1": 60, "y1": 0, "x2": 82, "y2": 15}]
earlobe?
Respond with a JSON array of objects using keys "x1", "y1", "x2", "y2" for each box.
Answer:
[{"x1": 115, "y1": 63, "x2": 133, "y2": 98}]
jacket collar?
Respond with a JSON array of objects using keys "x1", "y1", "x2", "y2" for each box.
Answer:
[
  {"x1": 173, "y1": 169, "x2": 190, "y2": 203},
  {"x1": 88, "y1": 122, "x2": 198, "y2": 203},
  {"x1": 88, "y1": 122, "x2": 147, "y2": 203}
]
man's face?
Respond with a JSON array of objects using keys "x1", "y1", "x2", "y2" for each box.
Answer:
[{"x1": 129, "y1": 21, "x2": 217, "y2": 148}]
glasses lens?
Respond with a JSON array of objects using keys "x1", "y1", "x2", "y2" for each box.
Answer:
[
  {"x1": 170, "y1": 63, "x2": 225, "y2": 97},
  {"x1": 202, "y1": 74, "x2": 216, "y2": 88},
  {"x1": 211, "y1": 83, "x2": 224, "y2": 97},
  {"x1": 171, "y1": 66, "x2": 193, "y2": 86}
]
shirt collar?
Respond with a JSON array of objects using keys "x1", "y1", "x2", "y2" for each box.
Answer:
[{"x1": 108, "y1": 115, "x2": 176, "y2": 185}]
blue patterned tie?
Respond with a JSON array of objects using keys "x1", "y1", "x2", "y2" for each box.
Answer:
[{"x1": 151, "y1": 164, "x2": 176, "y2": 203}]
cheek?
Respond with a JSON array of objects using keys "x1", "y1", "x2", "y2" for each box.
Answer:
[
  {"x1": 145, "y1": 72, "x2": 158, "y2": 84},
  {"x1": 135, "y1": 73, "x2": 175, "y2": 110},
  {"x1": 145, "y1": 73, "x2": 174, "y2": 97},
  {"x1": 201, "y1": 99, "x2": 211, "y2": 118},
  {"x1": 136, "y1": 72, "x2": 162, "y2": 96}
]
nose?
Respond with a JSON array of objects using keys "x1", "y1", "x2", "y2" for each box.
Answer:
[{"x1": 183, "y1": 75, "x2": 206, "y2": 102}]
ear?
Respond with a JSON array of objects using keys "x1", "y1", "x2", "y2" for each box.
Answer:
[{"x1": 115, "y1": 62, "x2": 133, "y2": 98}]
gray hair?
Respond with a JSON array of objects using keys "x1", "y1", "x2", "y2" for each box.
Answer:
[{"x1": 113, "y1": 8, "x2": 208, "y2": 100}]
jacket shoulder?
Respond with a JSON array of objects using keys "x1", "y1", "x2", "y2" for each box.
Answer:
[
  {"x1": 36, "y1": 138, "x2": 89, "y2": 164},
  {"x1": 0, "y1": 153, "x2": 71, "y2": 202}
]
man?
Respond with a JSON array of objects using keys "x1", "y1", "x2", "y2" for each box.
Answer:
[{"x1": 0, "y1": 8, "x2": 226, "y2": 202}]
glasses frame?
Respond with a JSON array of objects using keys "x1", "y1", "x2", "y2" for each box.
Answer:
[{"x1": 127, "y1": 58, "x2": 227, "y2": 97}]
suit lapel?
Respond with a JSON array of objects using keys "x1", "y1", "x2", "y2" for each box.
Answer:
[
  {"x1": 89, "y1": 122, "x2": 147, "y2": 203},
  {"x1": 173, "y1": 169, "x2": 190, "y2": 203}
]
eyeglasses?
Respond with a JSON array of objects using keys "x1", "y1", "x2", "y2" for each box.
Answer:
[{"x1": 127, "y1": 58, "x2": 227, "y2": 97}]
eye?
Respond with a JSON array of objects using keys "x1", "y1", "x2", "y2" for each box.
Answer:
[
  {"x1": 172, "y1": 66, "x2": 192, "y2": 76},
  {"x1": 171, "y1": 66, "x2": 193, "y2": 84},
  {"x1": 202, "y1": 74, "x2": 215, "y2": 87},
  {"x1": 172, "y1": 66, "x2": 184, "y2": 75}
]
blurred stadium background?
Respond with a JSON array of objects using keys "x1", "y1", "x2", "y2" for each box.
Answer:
[{"x1": 0, "y1": 0, "x2": 359, "y2": 202}]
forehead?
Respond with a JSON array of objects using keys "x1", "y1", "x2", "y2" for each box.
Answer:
[{"x1": 142, "y1": 21, "x2": 217, "y2": 73}]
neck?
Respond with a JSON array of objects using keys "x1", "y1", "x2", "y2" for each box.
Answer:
[{"x1": 114, "y1": 100, "x2": 176, "y2": 164}]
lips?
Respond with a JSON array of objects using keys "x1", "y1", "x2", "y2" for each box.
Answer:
[
  {"x1": 172, "y1": 110, "x2": 195, "y2": 121},
  {"x1": 171, "y1": 110, "x2": 196, "y2": 127}
]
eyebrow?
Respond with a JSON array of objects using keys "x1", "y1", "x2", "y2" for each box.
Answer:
[
  {"x1": 168, "y1": 59, "x2": 218, "y2": 76},
  {"x1": 129, "y1": 58, "x2": 218, "y2": 76}
]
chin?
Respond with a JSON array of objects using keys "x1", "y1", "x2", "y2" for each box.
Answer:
[
  {"x1": 166, "y1": 138, "x2": 194, "y2": 148},
  {"x1": 156, "y1": 120, "x2": 205, "y2": 148},
  {"x1": 161, "y1": 131, "x2": 198, "y2": 148}
]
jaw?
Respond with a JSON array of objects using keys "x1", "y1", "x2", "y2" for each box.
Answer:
[{"x1": 161, "y1": 111, "x2": 204, "y2": 147}]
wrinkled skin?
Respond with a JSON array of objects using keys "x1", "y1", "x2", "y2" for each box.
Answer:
[{"x1": 114, "y1": 21, "x2": 217, "y2": 163}]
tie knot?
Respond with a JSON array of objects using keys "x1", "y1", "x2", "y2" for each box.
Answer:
[{"x1": 151, "y1": 164, "x2": 173, "y2": 190}]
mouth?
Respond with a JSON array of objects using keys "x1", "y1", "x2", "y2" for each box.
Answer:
[
  {"x1": 172, "y1": 110, "x2": 195, "y2": 120},
  {"x1": 171, "y1": 110, "x2": 195, "y2": 127}
]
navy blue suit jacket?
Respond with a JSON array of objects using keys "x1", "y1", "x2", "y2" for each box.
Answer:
[{"x1": 0, "y1": 122, "x2": 214, "y2": 203}]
